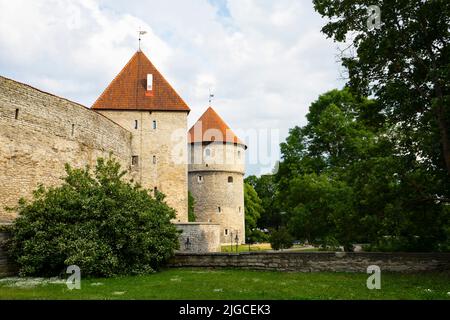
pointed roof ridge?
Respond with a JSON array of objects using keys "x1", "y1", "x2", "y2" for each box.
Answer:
[
  {"x1": 188, "y1": 106, "x2": 245, "y2": 147},
  {"x1": 91, "y1": 50, "x2": 190, "y2": 112}
]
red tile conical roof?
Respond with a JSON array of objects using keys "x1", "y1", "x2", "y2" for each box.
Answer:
[
  {"x1": 188, "y1": 107, "x2": 245, "y2": 147},
  {"x1": 92, "y1": 51, "x2": 190, "y2": 111}
]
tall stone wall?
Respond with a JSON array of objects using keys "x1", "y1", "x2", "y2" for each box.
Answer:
[
  {"x1": 169, "y1": 252, "x2": 450, "y2": 273},
  {"x1": 188, "y1": 142, "x2": 246, "y2": 244},
  {"x1": 0, "y1": 76, "x2": 133, "y2": 222},
  {"x1": 96, "y1": 110, "x2": 188, "y2": 222},
  {"x1": 175, "y1": 223, "x2": 221, "y2": 253}
]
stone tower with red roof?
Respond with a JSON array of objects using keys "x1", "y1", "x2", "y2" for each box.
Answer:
[
  {"x1": 188, "y1": 107, "x2": 246, "y2": 244},
  {"x1": 92, "y1": 50, "x2": 189, "y2": 222}
]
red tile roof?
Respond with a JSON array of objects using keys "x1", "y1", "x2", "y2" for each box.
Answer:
[
  {"x1": 188, "y1": 107, "x2": 245, "y2": 147},
  {"x1": 92, "y1": 51, "x2": 190, "y2": 112}
]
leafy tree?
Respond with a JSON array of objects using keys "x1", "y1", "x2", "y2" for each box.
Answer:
[
  {"x1": 244, "y1": 182, "x2": 264, "y2": 242},
  {"x1": 245, "y1": 175, "x2": 281, "y2": 229},
  {"x1": 6, "y1": 157, "x2": 180, "y2": 277},
  {"x1": 313, "y1": 0, "x2": 450, "y2": 180},
  {"x1": 188, "y1": 191, "x2": 196, "y2": 222},
  {"x1": 277, "y1": 88, "x2": 450, "y2": 251}
]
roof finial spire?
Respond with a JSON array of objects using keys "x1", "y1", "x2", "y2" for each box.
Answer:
[
  {"x1": 208, "y1": 88, "x2": 214, "y2": 106},
  {"x1": 138, "y1": 27, "x2": 147, "y2": 51}
]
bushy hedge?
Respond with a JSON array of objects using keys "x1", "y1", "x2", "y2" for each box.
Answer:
[
  {"x1": 6, "y1": 157, "x2": 180, "y2": 277},
  {"x1": 269, "y1": 228, "x2": 294, "y2": 251}
]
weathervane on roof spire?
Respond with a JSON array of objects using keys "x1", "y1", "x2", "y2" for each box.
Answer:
[
  {"x1": 138, "y1": 27, "x2": 147, "y2": 51},
  {"x1": 209, "y1": 88, "x2": 214, "y2": 106}
]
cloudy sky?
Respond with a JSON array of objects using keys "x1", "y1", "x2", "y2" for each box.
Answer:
[{"x1": 0, "y1": 0, "x2": 345, "y2": 176}]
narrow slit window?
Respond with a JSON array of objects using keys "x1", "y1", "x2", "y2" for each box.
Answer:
[
  {"x1": 218, "y1": 206, "x2": 221, "y2": 213},
  {"x1": 197, "y1": 175, "x2": 203, "y2": 183},
  {"x1": 153, "y1": 120, "x2": 157, "y2": 129},
  {"x1": 239, "y1": 206, "x2": 241, "y2": 213},
  {"x1": 153, "y1": 155, "x2": 156, "y2": 164},
  {"x1": 224, "y1": 229, "x2": 228, "y2": 236},
  {"x1": 132, "y1": 156, "x2": 139, "y2": 166},
  {"x1": 14, "y1": 109, "x2": 19, "y2": 120},
  {"x1": 71, "y1": 124, "x2": 75, "y2": 136},
  {"x1": 134, "y1": 120, "x2": 138, "y2": 129}
]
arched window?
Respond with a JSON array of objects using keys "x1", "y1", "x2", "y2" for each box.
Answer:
[
  {"x1": 197, "y1": 175, "x2": 203, "y2": 183},
  {"x1": 228, "y1": 176, "x2": 233, "y2": 183}
]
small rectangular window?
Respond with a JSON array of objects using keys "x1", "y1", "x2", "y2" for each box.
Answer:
[
  {"x1": 132, "y1": 156, "x2": 139, "y2": 166},
  {"x1": 197, "y1": 175, "x2": 203, "y2": 183},
  {"x1": 153, "y1": 120, "x2": 157, "y2": 129},
  {"x1": 134, "y1": 120, "x2": 138, "y2": 129},
  {"x1": 14, "y1": 109, "x2": 19, "y2": 120},
  {"x1": 228, "y1": 176, "x2": 233, "y2": 183},
  {"x1": 224, "y1": 229, "x2": 228, "y2": 236}
]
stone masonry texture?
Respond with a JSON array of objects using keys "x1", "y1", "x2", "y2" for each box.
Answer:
[
  {"x1": 188, "y1": 142, "x2": 246, "y2": 244},
  {"x1": 168, "y1": 252, "x2": 450, "y2": 273},
  {"x1": 0, "y1": 76, "x2": 133, "y2": 222},
  {"x1": 175, "y1": 223, "x2": 221, "y2": 253}
]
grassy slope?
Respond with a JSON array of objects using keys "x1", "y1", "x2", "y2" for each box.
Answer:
[{"x1": 0, "y1": 269, "x2": 449, "y2": 300}]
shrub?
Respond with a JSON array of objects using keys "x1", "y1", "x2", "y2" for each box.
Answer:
[
  {"x1": 6, "y1": 156, "x2": 180, "y2": 277},
  {"x1": 269, "y1": 228, "x2": 294, "y2": 250}
]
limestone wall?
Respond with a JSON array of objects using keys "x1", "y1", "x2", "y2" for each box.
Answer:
[
  {"x1": 188, "y1": 142, "x2": 245, "y2": 173},
  {"x1": 95, "y1": 110, "x2": 188, "y2": 222},
  {"x1": 169, "y1": 252, "x2": 450, "y2": 273},
  {"x1": 0, "y1": 76, "x2": 133, "y2": 222},
  {"x1": 188, "y1": 142, "x2": 245, "y2": 244},
  {"x1": 175, "y1": 222, "x2": 221, "y2": 253}
]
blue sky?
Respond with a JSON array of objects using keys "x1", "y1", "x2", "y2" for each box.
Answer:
[{"x1": 0, "y1": 0, "x2": 345, "y2": 176}]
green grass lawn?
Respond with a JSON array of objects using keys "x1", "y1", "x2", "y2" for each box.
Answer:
[{"x1": 0, "y1": 268, "x2": 449, "y2": 300}]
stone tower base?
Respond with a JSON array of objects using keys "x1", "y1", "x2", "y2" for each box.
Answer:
[{"x1": 175, "y1": 222, "x2": 221, "y2": 253}]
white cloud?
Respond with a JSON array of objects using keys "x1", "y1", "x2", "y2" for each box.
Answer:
[{"x1": 0, "y1": 0, "x2": 344, "y2": 175}]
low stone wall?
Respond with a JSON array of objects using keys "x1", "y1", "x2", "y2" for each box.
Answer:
[
  {"x1": 175, "y1": 222, "x2": 221, "y2": 253},
  {"x1": 168, "y1": 251, "x2": 450, "y2": 273}
]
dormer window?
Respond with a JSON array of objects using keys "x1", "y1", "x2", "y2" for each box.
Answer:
[{"x1": 146, "y1": 74, "x2": 153, "y2": 96}]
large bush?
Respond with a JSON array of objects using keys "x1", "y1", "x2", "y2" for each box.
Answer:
[
  {"x1": 269, "y1": 228, "x2": 294, "y2": 251},
  {"x1": 6, "y1": 157, "x2": 180, "y2": 277}
]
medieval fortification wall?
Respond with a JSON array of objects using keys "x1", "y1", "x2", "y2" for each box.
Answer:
[{"x1": 0, "y1": 76, "x2": 133, "y2": 222}]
